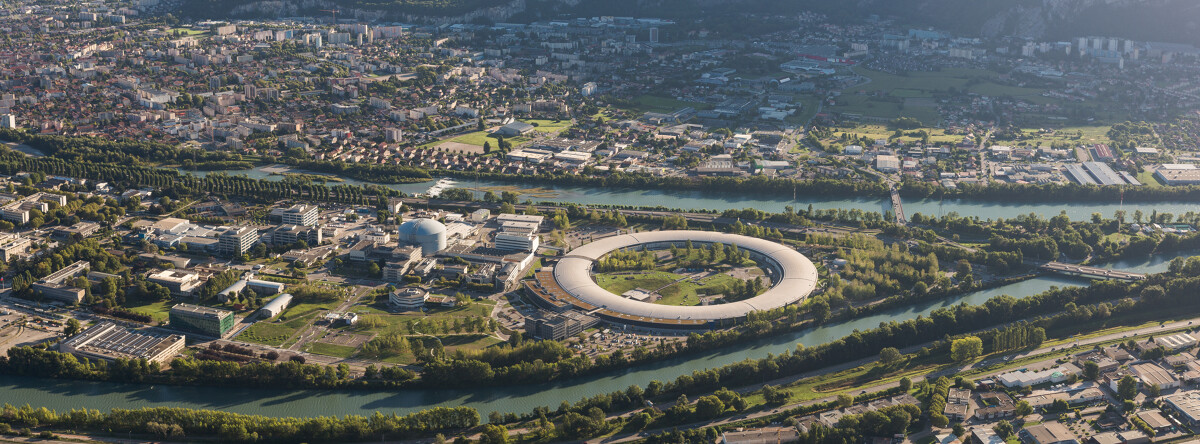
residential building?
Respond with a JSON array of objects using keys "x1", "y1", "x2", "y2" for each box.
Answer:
[{"x1": 169, "y1": 303, "x2": 234, "y2": 337}]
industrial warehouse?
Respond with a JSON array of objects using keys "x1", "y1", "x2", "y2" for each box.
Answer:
[{"x1": 526, "y1": 231, "x2": 818, "y2": 330}]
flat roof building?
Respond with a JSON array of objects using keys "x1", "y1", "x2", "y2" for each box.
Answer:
[
  {"x1": 276, "y1": 204, "x2": 319, "y2": 227},
  {"x1": 217, "y1": 226, "x2": 259, "y2": 257},
  {"x1": 169, "y1": 303, "x2": 235, "y2": 337},
  {"x1": 1164, "y1": 391, "x2": 1200, "y2": 425},
  {"x1": 1019, "y1": 421, "x2": 1078, "y2": 444},
  {"x1": 147, "y1": 269, "x2": 206, "y2": 297},
  {"x1": 32, "y1": 260, "x2": 90, "y2": 304},
  {"x1": 60, "y1": 321, "x2": 186, "y2": 365}
]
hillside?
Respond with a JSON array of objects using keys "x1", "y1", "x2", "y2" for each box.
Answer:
[{"x1": 175, "y1": 0, "x2": 1200, "y2": 45}]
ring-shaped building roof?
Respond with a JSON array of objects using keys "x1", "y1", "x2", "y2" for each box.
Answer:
[{"x1": 553, "y1": 231, "x2": 818, "y2": 322}]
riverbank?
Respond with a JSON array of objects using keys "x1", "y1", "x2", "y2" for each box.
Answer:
[{"x1": 0, "y1": 250, "x2": 1183, "y2": 420}]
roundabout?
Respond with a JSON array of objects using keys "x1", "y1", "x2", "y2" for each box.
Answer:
[{"x1": 532, "y1": 230, "x2": 818, "y2": 329}]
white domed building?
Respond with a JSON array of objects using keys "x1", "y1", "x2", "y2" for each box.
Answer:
[{"x1": 398, "y1": 218, "x2": 447, "y2": 255}]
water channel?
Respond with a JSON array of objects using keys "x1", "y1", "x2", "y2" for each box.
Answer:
[
  {"x1": 0, "y1": 250, "x2": 1189, "y2": 419},
  {"x1": 187, "y1": 166, "x2": 1200, "y2": 221}
]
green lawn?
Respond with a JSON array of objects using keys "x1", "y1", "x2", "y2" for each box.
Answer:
[
  {"x1": 596, "y1": 271, "x2": 753, "y2": 306},
  {"x1": 304, "y1": 341, "x2": 358, "y2": 358},
  {"x1": 632, "y1": 95, "x2": 710, "y2": 114},
  {"x1": 1137, "y1": 169, "x2": 1164, "y2": 187},
  {"x1": 239, "y1": 314, "x2": 314, "y2": 347},
  {"x1": 418, "y1": 130, "x2": 531, "y2": 149},
  {"x1": 123, "y1": 299, "x2": 173, "y2": 323},
  {"x1": 526, "y1": 119, "x2": 572, "y2": 135}
]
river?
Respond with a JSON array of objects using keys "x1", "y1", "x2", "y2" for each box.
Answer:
[
  {"x1": 0, "y1": 251, "x2": 1189, "y2": 419},
  {"x1": 186, "y1": 166, "x2": 1200, "y2": 221}
]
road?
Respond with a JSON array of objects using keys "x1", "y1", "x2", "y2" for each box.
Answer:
[
  {"x1": 581, "y1": 316, "x2": 1200, "y2": 443},
  {"x1": 399, "y1": 198, "x2": 871, "y2": 240}
]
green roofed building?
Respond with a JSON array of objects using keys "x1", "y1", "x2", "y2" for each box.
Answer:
[{"x1": 169, "y1": 303, "x2": 234, "y2": 337}]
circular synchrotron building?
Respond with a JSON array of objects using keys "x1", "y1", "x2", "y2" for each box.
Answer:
[{"x1": 524, "y1": 231, "x2": 818, "y2": 329}]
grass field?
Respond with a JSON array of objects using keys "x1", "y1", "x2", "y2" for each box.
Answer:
[
  {"x1": 991, "y1": 126, "x2": 1113, "y2": 147},
  {"x1": 526, "y1": 119, "x2": 572, "y2": 135},
  {"x1": 632, "y1": 95, "x2": 710, "y2": 114},
  {"x1": 240, "y1": 314, "x2": 314, "y2": 347},
  {"x1": 123, "y1": 299, "x2": 173, "y2": 323},
  {"x1": 304, "y1": 341, "x2": 358, "y2": 358},
  {"x1": 419, "y1": 129, "x2": 531, "y2": 150},
  {"x1": 1136, "y1": 169, "x2": 1164, "y2": 187},
  {"x1": 829, "y1": 124, "x2": 965, "y2": 145},
  {"x1": 596, "y1": 271, "x2": 752, "y2": 306}
]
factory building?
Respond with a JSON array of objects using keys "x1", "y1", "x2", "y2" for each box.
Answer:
[{"x1": 169, "y1": 303, "x2": 235, "y2": 337}]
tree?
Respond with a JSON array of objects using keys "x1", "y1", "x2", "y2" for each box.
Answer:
[
  {"x1": 898, "y1": 377, "x2": 912, "y2": 392},
  {"x1": 880, "y1": 347, "x2": 902, "y2": 365},
  {"x1": 952, "y1": 423, "x2": 965, "y2": 437},
  {"x1": 1147, "y1": 383, "x2": 1161, "y2": 399},
  {"x1": 1118, "y1": 375, "x2": 1139, "y2": 400},
  {"x1": 1015, "y1": 400, "x2": 1032, "y2": 417},
  {"x1": 837, "y1": 393, "x2": 854, "y2": 409},
  {"x1": 479, "y1": 424, "x2": 508, "y2": 444},
  {"x1": 950, "y1": 336, "x2": 983, "y2": 362},
  {"x1": 695, "y1": 395, "x2": 726, "y2": 419},
  {"x1": 64, "y1": 319, "x2": 82, "y2": 337},
  {"x1": 993, "y1": 420, "x2": 1014, "y2": 439},
  {"x1": 930, "y1": 413, "x2": 949, "y2": 428},
  {"x1": 1083, "y1": 361, "x2": 1099, "y2": 380}
]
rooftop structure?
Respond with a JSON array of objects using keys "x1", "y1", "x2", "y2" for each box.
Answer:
[
  {"x1": 398, "y1": 218, "x2": 447, "y2": 255},
  {"x1": 60, "y1": 321, "x2": 185, "y2": 365},
  {"x1": 259, "y1": 293, "x2": 293, "y2": 319},
  {"x1": 32, "y1": 260, "x2": 90, "y2": 303},
  {"x1": 1165, "y1": 391, "x2": 1200, "y2": 425},
  {"x1": 146, "y1": 269, "x2": 205, "y2": 297},
  {"x1": 169, "y1": 303, "x2": 235, "y2": 337},
  {"x1": 1019, "y1": 421, "x2": 1077, "y2": 444},
  {"x1": 549, "y1": 231, "x2": 817, "y2": 327}
]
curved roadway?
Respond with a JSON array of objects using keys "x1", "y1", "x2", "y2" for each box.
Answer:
[{"x1": 553, "y1": 231, "x2": 818, "y2": 321}]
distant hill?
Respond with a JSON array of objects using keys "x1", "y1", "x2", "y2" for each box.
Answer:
[{"x1": 176, "y1": 0, "x2": 1200, "y2": 45}]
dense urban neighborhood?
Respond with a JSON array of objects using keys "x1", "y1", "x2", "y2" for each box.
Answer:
[{"x1": 4, "y1": 0, "x2": 1200, "y2": 443}]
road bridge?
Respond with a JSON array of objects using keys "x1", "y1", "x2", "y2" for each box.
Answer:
[
  {"x1": 889, "y1": 186, "x2": 906, "y2": 225},
  {"x1": 1039, "y1": 261, "x2": 1146, "y2": 281}
]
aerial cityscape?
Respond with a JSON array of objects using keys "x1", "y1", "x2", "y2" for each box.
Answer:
[{"x1": 4, "y1": 0, "x2": 1200, "y2": 443}]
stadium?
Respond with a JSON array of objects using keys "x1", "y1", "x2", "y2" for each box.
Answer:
[{"x1": 525, "y1": 230, "x2": 819, "y2": 329}]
